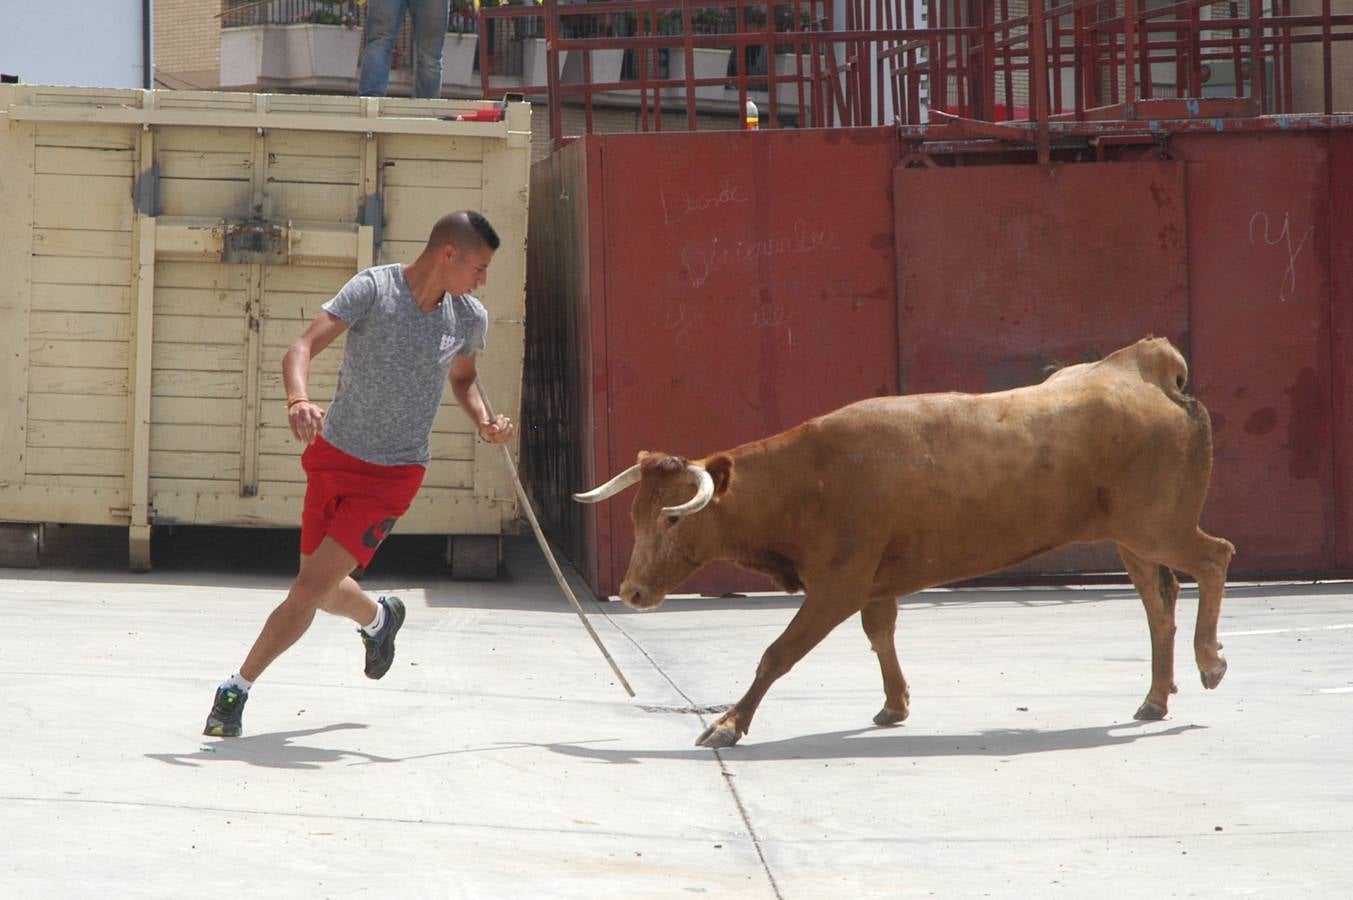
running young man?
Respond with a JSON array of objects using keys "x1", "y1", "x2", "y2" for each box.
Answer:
[{"x1": 204, "y1": 210, "x2": 514, "y2": 737}]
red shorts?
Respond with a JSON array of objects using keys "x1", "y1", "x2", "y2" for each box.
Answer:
[{"x1": 300, "y1": 435, "x2": 425, "y2": 567}]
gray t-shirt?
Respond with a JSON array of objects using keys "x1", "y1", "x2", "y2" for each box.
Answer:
[{"x1": 319, "y1": 264, "x2": 488, "y2": 466}]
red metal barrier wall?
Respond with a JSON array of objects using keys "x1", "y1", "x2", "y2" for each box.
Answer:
[
  {"x1": 1333, "y1": 131, "x2": 1353, "y2": 570},
  {"x1": 1177, "y1": 133, "x2": 1337, "y2": 575},
  {"x1": 527, "y1": 126, "x2": 1352, "y2": 596},
  {"x1": 562, "y1": 127, "x2": 902, "y2": 596}
]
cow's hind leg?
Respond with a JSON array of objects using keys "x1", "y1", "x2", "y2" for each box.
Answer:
[
  {"x1": 697, "y1": 588, "x2": 864, "y2": 749},
  {"x1": 1153, "y1": 529, "x2": 1235, "y2": 691},
  {"x1": 1119, "y1": 545, "x2": 1180, "y2": 720},
  {"x1": 861, "y1": 597, "x2": 909, "y2": 726}
]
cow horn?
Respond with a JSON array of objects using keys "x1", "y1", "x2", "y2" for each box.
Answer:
[
  {"x1": 662, "y1": 464, "x2": 715, "y2": 518},
  {"x1": 573, "y1": 464, "x2": 642, "y2": 503}
]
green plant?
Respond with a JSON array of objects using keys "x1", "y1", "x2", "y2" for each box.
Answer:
[
  {"x1": 301, "y1": 0, "x2": 357, "y2": 28},
  {"x1": 691, "y1": 6, "x2": 729, "y2": 33}
]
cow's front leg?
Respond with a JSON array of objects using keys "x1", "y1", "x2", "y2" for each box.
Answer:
[
  {"x1": 861, "y1": 596, "x2": 909, "y2": 726},
  {"x1": 1119, "y1": 546, "x2": 1179, "y2": 720},
  {"x1": 696, "y1": 589, "x2": 863, "y2": 748}
]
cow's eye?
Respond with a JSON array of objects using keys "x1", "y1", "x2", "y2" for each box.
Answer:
[{"x1": 666, "y1": 515, "x2": 679, "y2": 526}]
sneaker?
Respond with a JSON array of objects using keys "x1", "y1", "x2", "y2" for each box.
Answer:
[
  {"x1": 361, "y1": 595, "x2": 406, "y2": 680},
  {"x1": 203, "y1": 685, "x2": 248, "y2": 737}
]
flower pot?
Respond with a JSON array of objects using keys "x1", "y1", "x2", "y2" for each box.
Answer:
[
  {"x1": 664, "y1": 46, "x2": 731, "y2": 101},
  {"x1": 772, "y1": 53, "x2": 813, "y2": 110},
  {"x1": 442, "y1": 32, "x2": 480, "y2": 86},
  {"x1": 522, "y1": 38, "x2": 567, "y2": 86},
  {"x1": 284, "y1": 23, "x2": 362, "y2": 81},
  {"x1": 561, "y1": 47, "x2": 625, "y2": 85}
]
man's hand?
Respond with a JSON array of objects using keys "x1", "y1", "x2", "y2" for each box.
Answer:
[
  {"x1": 477, "y1": 414, "x2": 514, "y2": 444},
  {"x1": 288, "y1": 400, "x2": 326, "y2": 444}
]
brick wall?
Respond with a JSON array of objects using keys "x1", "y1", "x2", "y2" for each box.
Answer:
[{"x1": 154, "y1": 0, "x2": 223, "y2": 89}]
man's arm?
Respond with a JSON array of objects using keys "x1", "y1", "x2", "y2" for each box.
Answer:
[
  {"x1": 448, "y1": 355, "x2": 514, "y2": 444},
  {"x1": 283, "y1": 311, "x2": 348, "y2": 444}
]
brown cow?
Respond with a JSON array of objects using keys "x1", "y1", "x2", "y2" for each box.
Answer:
[{"x1": 575, "y1": 337, "x2": 1234, "y2": 748}]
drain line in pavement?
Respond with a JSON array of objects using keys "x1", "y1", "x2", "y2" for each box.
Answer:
[{"x1": 588, "y1": 598, "x2": 786, "y2": 900}]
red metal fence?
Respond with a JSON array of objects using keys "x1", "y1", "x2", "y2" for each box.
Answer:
[{"x1": 481, "y1": 0, "x2": 1353, "y2": 151}]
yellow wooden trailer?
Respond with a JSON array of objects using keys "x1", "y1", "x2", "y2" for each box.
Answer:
[{"x1": 0, "y1": 85, "x2": 530, "y2": 575}]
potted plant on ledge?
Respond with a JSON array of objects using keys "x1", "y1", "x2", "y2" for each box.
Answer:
[{"x1": 443, "y1": 0, "x2": 481, "y2": 87}]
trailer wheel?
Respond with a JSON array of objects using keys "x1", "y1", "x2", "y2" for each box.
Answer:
[
  {"x1": 446, "y1": 534, "x2": 501, "y2": 580},
  {"x1": 0, "y1": 523, "x2": 44, "y2": 568}
]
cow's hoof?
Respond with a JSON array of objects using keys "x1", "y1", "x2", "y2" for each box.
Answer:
[
  {"x1": 1134, "y1": 700, "x2": 1168, "y2": 721},
  {"x1": 873, "y1": 706, "x2": 908, "y2": 726},
  {"x1": 1200, "y1": 657, "x2": 1228, "y2": 690},
  {"x1": 696, "y1": 722, "x2": 741, "y2": 749}
]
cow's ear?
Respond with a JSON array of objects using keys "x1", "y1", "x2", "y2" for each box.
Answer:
[{"x1": 706, "y1": 454, "x2": 734, "y2": 497}]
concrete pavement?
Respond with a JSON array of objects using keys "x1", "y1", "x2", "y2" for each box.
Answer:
[{"x1": 3, "y1": 525, "x2": 1351, "y2": 898}]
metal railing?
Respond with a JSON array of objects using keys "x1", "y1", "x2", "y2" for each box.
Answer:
[{"x1": 472, "y1": 0, "x2": 1352, "y2": 153}]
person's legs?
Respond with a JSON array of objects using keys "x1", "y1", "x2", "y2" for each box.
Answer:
[
  {"x1": 358, "y1": 0, "x2": 410, "y2": 96},
  {"x1": 409, "y1": 0, "x2": 451, "y2": 98},
  {"x1": 238, "y1": 535, "x2": 363, "y2": 682}
]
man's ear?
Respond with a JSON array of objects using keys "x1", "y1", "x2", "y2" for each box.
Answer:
[{"x1": 705, "y1": 454, "x2": 734, "y2": 497}]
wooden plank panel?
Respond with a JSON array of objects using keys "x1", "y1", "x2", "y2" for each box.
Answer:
[
  {"x1": 151, "y1": 396, "x2": 241, "y2": 426},
  {"x1": 154, "y1": 261, "x2": 250, "y2": 290},
  {"x1": 258, "y1": 453, "x2": 308, "y2": 484},
  {"x1": 28, "y1": 366, "x2": 128, "y2": 395},
  {"x1": 35, "y1": 123, "x2": 135, "y2": 150},
  {"x1": 154, "y1": 315, "x2": 247, "y2": 344},
  {"x1": 34, "y1": 174, "x2": 132, "y2": 230},
  {"x1": 150, "y1": 450, "x2": 240, "y2": 480},
  {"x1": 260, "y1": 294, "x2": 341, "y2": 327},
  {"x1": 258, "y1": 426, "x2": 307, "y2": 456},
  {"x1": 0, "y1": 118, "x2": 35, "y2": 485},
  {"x1": 268, "y1": 154, "x2": 360, "y2": 185},
  {"x1": 157, "y1": 148, "x2": 252, "y2": 181},
  {"x1": 265, "y1": 265, "x2": 352, "y2": 294},
  {"x1": 422, "y1": 458, "x2": 474, "y2": 490},
  {"x1": 155, "y1": 126, "x2": 253, "y2": 154},
  {"x1": 267, "y1": 129, "x2": 363, "y2": 158},
  {"x1": 31, "y1": 283, "x2": 131, "y2": 313},
  {"x1": 377, "y1": 240, "x2": 424, "y2": 265},
  {"x1": 150, "y1": 423, "x2": 240, "y2": 454},
  {"x1": 28, "y1": 447, "x2": 127, "y2": 477},
  {"x1": 255, "y1": 480, "x2": 306, "y2": 497},
  {"x1": 383, "y1": 158, "x2": 483, "y2": 189},
  {"x1": 155, "y1": 287, "x2": 248, "y2": 318},
  {"x1": 28, "y1": 393, "x2": 126, "y2": 423},
  {"x1": 153, "y1": 343, "x2": 247, "y2": 372},
  {"x1": 29, "y1": 340, "x2": 127, "y2": 369},
  {"x1": 268, "y1": 183, "x2": 361, "y2": 224},
  {"x1": 384, "y1": 187, "x2": 483, "y2": 242},
  {"x1": 158, "y1": 179, "x2": 252, "y2": 219},
  {"x1": 31, "y1": 256, "x2": 131, "y2": 287},
  {"x1": 20, "y1": 475, "x2": 128, "y2": 497},
  {"x1": 151, "y1": 370, "x2": 243, "y2": 399},
  {"x1": 381, "y1": 134, "x2": 484, "y2": 163},
  {"x1": 30, "y1": 311, "x2": 129, "y2": 341},
  {"x1": 36, "y1": 146, "x2": 136, "y2": 177},
  {"x1": 28, "y1": 421, "x2": 127, "y2": 450},
  {"x1": 32, "y1": 228, "x2": 132, "y2": 259}
]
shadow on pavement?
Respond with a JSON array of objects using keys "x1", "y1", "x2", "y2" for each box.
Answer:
[
  {"x1": 146, "y1": 722, "x2": 398, "y2": 769},
  {"x1": 543, "y1": 720, "x2": 1206, "y2": 765}
]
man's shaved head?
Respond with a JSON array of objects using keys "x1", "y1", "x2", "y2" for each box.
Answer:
[{"x1": 427, "y1": 210, "x2": 500, "y2": 254}]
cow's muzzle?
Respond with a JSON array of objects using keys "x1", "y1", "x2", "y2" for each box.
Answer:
[{"x1": 618, "y1": 580, "x2": 664, "y2": 610}]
